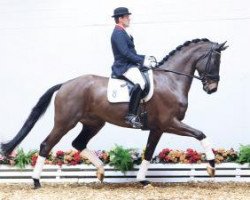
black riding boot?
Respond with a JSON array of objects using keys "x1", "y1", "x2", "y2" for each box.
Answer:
[{"x1": 125, "y1": 84, "x2": 143, "y2": 128}]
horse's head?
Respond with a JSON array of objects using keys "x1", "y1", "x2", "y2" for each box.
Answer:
[{"x1": 195, "y1": 41, "x2": 228, "y2": 94}]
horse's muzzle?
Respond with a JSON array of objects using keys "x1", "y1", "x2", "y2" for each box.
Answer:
[{"x1": 203, "y1": 82, "x2": 218, "y2": 94}]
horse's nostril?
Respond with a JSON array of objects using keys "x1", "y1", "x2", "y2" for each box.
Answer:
[
  {"x1": 212, "y1": 88, "x2": 217, "y2": 93},
  {"x1": 208, "y1": 87, "x2": 217, "y2": 94}
]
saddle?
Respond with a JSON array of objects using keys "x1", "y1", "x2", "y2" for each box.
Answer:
[{"x1": 107, "y1": 69, "x2": 154, "y2": 103}]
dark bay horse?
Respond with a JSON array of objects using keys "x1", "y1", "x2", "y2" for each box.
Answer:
[{"x1": 0, "y1": 38, "x2": 228, "y2": 188}]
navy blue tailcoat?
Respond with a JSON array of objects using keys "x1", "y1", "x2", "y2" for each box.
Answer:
[{"x1": 111, "y1": 25, "x2": 145, "y2": 76}]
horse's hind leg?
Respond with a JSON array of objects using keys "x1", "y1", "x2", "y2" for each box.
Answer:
[
  {"x1": 32, "y1": 122, "x2": 77, "y2": 189},
  {"x1": 168, "y1": 118, "x2": 215, "y2": 176},
  {"x1": 72, "y1": 122, "x2": 105, "y2": 182}
]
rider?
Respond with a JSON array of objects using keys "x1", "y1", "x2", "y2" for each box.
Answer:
[{"x1": 111, "y1": 7, "x2": 155, "y2": 128}]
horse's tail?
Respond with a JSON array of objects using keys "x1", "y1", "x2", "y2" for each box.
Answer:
[{"x1": 0, "y1": 83, "x2": 63, "y2": 157}]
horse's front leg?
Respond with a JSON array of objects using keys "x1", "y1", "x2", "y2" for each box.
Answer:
[
  {"x1": 137, "y1": 129, "x2": 162, "y2": 187},
  {"x1": 168, "y1": 118, "x2": 215, "y2": 176}
]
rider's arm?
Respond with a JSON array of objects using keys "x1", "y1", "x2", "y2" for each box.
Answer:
[{"x1": 112, "y1": 31, "x2": 145, "y2": 65}]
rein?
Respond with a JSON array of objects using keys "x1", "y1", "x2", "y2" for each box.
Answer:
[
  {"x1": 152, "y1": 68, "x2": 203, "y2": 81},
  {"x1": 151, "y1": 46, "x2": 220, "y2": 82}
]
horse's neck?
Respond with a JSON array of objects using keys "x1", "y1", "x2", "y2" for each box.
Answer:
[{"x1": 161, "y1": 49, "x2": 198, "y2": 95}]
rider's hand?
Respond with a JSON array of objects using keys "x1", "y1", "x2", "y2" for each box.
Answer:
[
  {"x1": 143, "y1": 56, "x2": 157, "y2": 68},
  {"x1": 148, "y1": 56, "x2": 157, "y2": 68}
]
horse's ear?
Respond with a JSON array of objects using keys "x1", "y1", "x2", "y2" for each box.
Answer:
[{"x1": 216, "y1": 41, "x2": 229, "y2": 52}]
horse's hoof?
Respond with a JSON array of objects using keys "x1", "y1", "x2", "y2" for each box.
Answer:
[
  {"x1": 139, "y1": 180, "x2": 153, "y2": 188},
  {"x1": 33, "y1": 178, "x2": 41, "y2": 189},
  {"x1": 96, "y1": 168, "x2": 104, "y2": 183},
  {"x1": 207, "y1": 165, "x2": 215, "y2": 177},
  {"x1": 144, "y1": 183, "x2": 153, "y2": 189}
]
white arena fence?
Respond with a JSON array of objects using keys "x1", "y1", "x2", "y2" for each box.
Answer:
[{"x1": 0, "y1": 163, "x2": 249, "y2": 183}]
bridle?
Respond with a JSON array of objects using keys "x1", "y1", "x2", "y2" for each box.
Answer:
[
  {"x1": 194, "y1": 46, "x2": 221, "y2": 82},
  {"x1": 151, "y1": 46, "x2": 221, "y2": 82}
]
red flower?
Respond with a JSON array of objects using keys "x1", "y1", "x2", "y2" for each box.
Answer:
[
  {"x1": 70, "y1": 161, "x2": 77, "y2": 165},
  {"x1": 159, "y1": 152, "x2": 165, "y2": 160},
  {"x1": 187, "y1": 148, "x2": 194, "y2": 153},
  {"x1": 31, "y1": 155, "x2": 38, "y2": 167},
  {"x1": 158, "y1": 148, "x2": 172, "y2": 161},
  {"x1": 73, "y1": 152, "x2": 81, "y2": 163},
  {"x1": 186, "y1": 149, "x2": 201, "y2": 163},
  {"x1": 162, "y1": 148, "x2": 171, "y2": 154},
  {"x1": 56, "y1": 150, "x2": 64, "y2": 157},
  {"x1": 164, "y1": 156, "x2": 171, "y2": 162}
]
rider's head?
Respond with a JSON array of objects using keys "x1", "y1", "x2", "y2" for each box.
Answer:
[{"x1": 112, "y1": 7, "x2": 131, "y2": 28}]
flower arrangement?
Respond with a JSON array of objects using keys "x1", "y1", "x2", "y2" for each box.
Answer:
[
  {"x1": 213, "y1": 148, "x2": 238, "y2": 163},
  {"x1": 30, "y1": 150, "x2": 110, "y2": 167},
  {"x1": 95, "y1": 150, "x2": 110, "y2": 164},
  {"x1": 0, "y1": 145, "x2": 246, "y2": 171},
  {"x1": 157, "y1": 148, "x2": 203, "y2": 164}
]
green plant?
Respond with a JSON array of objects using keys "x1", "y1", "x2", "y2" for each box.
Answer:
[
  {"x1": 109, "y1": 145, "x2": 133, "y2": 173},
  {"x1": 14, "y1": 148, "x2": 37, "y2": 168},
  {"x1": 237, "y1": 145, "x2": 250, "y2": 164}
]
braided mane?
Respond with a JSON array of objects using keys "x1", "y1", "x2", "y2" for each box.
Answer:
[{"x1": 157, "y1": 38, "x2": 211, "y2": 66}]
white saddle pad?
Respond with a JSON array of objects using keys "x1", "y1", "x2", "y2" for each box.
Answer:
[{"x1": 107, "y1": 70, "x2": 154, "y2": 103}]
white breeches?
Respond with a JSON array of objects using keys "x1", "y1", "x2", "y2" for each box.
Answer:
[{"x1": 123, "y1": 67, "x2": 146, "y2": 90}]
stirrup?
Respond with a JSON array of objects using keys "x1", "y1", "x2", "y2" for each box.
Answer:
[{"x1": 125, "y1": 114, "x2": 142, "y2": 129}]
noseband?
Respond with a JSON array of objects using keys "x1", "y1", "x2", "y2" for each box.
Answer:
[
  {"x1": 152, "y1": 45, "x2": 221, "y2": 82},
  {"x1": 194, "y1": 46, "x2": 221, "y2": 82}
]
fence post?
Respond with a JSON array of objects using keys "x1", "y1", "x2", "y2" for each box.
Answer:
[
  {"x1": 190, "y1": 165, "x2": 195, "y2": 182},
  {"x1": 235, "y1": 166, "x2": 241, "y2": 181},
  {"x1": 56, "y1": 166, "x2": 61, "y2": 180}
]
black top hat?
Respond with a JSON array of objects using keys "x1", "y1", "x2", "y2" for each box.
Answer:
[{"x1": 112, "y1": 7, "x2": 131, "y2": 18}]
